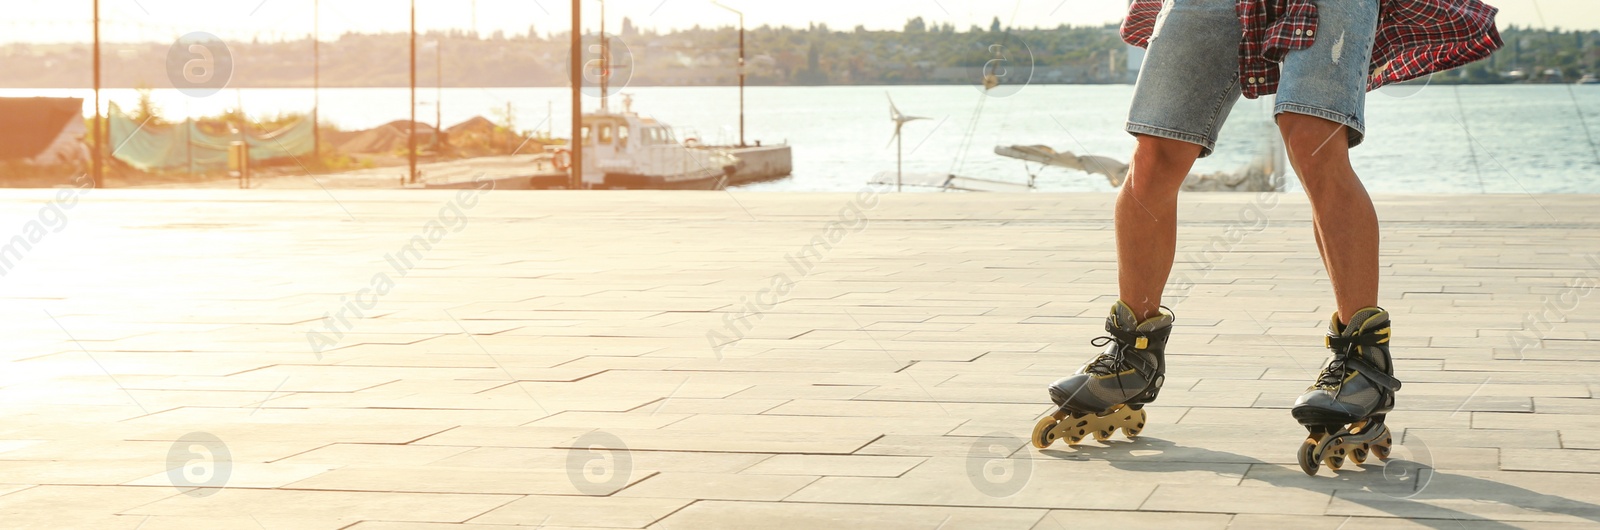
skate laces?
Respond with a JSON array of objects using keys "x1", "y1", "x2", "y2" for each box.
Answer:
[
  {"x1": 1313, "y1": 351, "x2": 1352, "y2": 390},
  {"x1": 1087, "y1": 327, "x2": 1149, "y2": 376},
  {"x1": 1084, "y1": 305, "x2": 1172, "y2": 377}
]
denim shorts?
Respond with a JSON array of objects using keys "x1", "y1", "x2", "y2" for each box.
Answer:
[{"x1": 1126, "y1": 0, "x2": 1379, "y2": 157}]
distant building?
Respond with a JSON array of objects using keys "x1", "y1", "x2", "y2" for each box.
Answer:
[{"x1": 1123, "y1": 0, "x2": 1145, "y2": 80}]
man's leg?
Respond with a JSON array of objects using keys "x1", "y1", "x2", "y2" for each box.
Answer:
[
  {"x1": 1117, "y1": 136, "x2": 1203, "y2": 322},
  {"x1": 1277, "y1": 114, "x2": 1379, "y2": 323},
  {"x1": 1112, "y1": 0, "x2": 1242, "y2": 322},
  {"x1": 1034, "y1": 0, "x2": 1239, "y2": 449}
]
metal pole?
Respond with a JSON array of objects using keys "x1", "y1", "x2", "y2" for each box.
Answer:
[
  {"x1": 237, "y1": 89, "x2": 248, "y2": 188},
  {"x1": 313, "y1": 0, "x2": 320, "y2": 167},
  {"x1": 569, "y1": 0, "x2": 582, "y2": 189},
  {"x1": 186, "y1": 101, "x2": 193, "y2": 174},
  {"x1": 738, "y1": 12, "x2": 745, "y2": 147},
  {"x1": 92, "y1": 0, "x2": 102, "y2": 188},
  {"x1": 711, "y1": 2, "x2": 745, "y2": 147},
  {"x1": 436, "y1": 42, "x2": 443, "y2": 147},
  {"x1": 409, "y1": 0, "x2": 417, "y2": 183}
]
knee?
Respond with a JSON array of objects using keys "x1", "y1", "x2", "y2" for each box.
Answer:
[
  {"x1": 1126, "y1": 135, "x2": 1200, "y2": 196},
  {"x1": 1278, "y1": 113, "x2": 1351, "y2": 175},
  {"x1": 1278, "y1": 114, "x2": 1357, "y2": 195}
]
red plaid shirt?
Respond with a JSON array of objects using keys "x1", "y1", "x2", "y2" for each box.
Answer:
[{"x1": 1122, "y1": 0, "x2": 1504, "y2": 99}]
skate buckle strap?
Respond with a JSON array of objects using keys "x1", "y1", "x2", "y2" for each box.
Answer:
[
  {"x1": 1323, "y1": 327, "x2": 1401, "y2": 393},
  {"x1": 1323, "y1": 327, "x2": 1389, "y2": 351},
  {"x1": 1347, "y1": 356, "x2": 1403, "y2": 392}
]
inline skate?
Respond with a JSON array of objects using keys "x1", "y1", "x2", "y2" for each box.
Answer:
[
  {"x1": 1032, "y1": 301, "x2": 1171, "y2": 448},
  {"x1": 1293, "y1": 307, "x2": 1402, "y2": 475}
]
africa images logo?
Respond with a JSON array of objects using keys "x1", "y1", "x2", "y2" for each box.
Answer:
[
  {"x1": 967, "y1": 35, "x2": 1035, "y2": 98},
  {"x1": 166, "y1": 32, "x2": 234, "y2": 98}
]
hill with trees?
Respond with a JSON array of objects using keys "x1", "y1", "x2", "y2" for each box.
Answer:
[{"x1": 2, "y1": 20, "x2": 1594, "y2": 88}]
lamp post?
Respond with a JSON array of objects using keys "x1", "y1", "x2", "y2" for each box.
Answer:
[
  {"x1": 435, "y1": 41, "x2": 442, "y2": 148},
  {"x1": 710, "y1": 1, "x2": 745, "y2": 147},
  {"x1": 92, "y1": 0, "x2": 102, "y2": 187},
  {"x1": 569, "y1": 0, "x2": 582, "y2": 189},
  {"x1": 313, "y1": 0, "x2": 320, "y2": 167},
  {"x1": 408, "y1": 0, "x2": 418, "y2": 184}
]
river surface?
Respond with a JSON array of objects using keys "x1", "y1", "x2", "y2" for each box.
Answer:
[{"x1": 7, "y1": 84, "x2": 1597, "y2": 193}]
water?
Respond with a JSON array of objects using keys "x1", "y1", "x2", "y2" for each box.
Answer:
[{"x1": 7, "y1": 84, "x2": 1598, "y2": 193}]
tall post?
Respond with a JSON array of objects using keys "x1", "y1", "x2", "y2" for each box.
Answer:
[
  {"x1": 569, "y1": 0, "x2": 582, "y2": 189},
  {"x1": 409, "y1": 0, "x2": 418, "y2": 183},
  {"x1": 711, "y1": 2, "x2": 745, "y2": 146},
  {"x1": 737, "y1": 12, "x2": 745, "y2": 146},
  {"x1": 313, "y1": 0, "x2": 321, "y2": 166},
  {"x1": 186, "y1": 100, "x2": 194, "y2": 174},
  {"x1": 91, "y1": 0, "x2": 102, "y2": 187},
  {"x1": 599, "y1": 0, "x2": 607, "y2": 113},
  {"x1": 436, "y1": 42, "x2": 443, "y2": 147}
]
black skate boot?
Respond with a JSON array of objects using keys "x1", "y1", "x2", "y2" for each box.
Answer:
[
  {"x1": 1031, "y1": 301, "x2": 1171, "y2": 448},
  {"x1": 1293, "y1": 307, "x2": 1403, "y2": 475}
]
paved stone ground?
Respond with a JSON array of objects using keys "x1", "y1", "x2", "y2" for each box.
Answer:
[{"x1": 2, "y1": 188, "x2": 1599, "y2": 529}]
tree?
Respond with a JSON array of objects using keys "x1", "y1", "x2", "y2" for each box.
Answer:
[
  {"x1": 132, "y1": 83, "x2": 165, "y2": 126},
  {"x1": 905, "y1": 17, "x2": 926, "y2": 33},
  {"x1": 991, "y1": 17, "x2": 1002, "y2": 33}
]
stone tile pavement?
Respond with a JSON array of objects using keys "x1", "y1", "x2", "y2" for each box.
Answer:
[{"x1": 1, "y1": 187, "x2": 1598, "y2": 528}]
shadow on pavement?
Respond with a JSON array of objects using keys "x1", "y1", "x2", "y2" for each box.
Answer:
[{"x1": 1035, "y1": 436, "x2": 1600, "y2": 528}]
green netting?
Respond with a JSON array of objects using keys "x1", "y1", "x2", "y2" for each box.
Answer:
[{"x1": 108, "y1": 103, "x2": 314, "y2": 172}]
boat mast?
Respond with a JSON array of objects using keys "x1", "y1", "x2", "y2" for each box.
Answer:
[
  {"x1": 712, "y1": 2, "x2": 745, "y2": 147},
  {"x1": 599, "y1": 0, "x2": 608, "y2": 113}
]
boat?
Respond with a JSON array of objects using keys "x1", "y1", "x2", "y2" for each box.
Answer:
[
  {"x1": 1579, "y1": 74, "x2": 1599, "y2": 85},
  {"x1": 692, "y1": 139, "x2": 793, "y2": 186},
  {"x1": 548, "y1": 4, "x2": 741, "y2": 191},
  {"x1": 551, "y1": 98, "x2": 741, "y2": 190},
  {"x1": 875, "y1": 140, "x2": 1285, "y2": 193},
  {"x1": 994, "y1": 140, "x2": 1286, "y2": 192}
]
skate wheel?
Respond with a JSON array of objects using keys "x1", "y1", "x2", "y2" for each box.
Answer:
[
  {"x1": 1121, "y1": 408, "x2": 1147, "y2": 440},
  {"x1": 1065, "y1": 416, "x2": 1091, "y2": 445},
  {"x1": 1030, "y1": 415, "x2": 1060, "y2": 449},
  {"x1": 1372, "y1": 435, "x2": 1393, "y2": 461},
  {"x1": 1296, "y1": 437, "x2": 1321, "y2": 476},
  {"x1": 1351, "y1": 447, "x2": 1368, "y2": 465},
  {"x1": 1322, "y1": 440, "x2": 1349, "y2": 471},
  {"x1": 1093, "y1": 428, "x2": 1113, "y2": 442}
]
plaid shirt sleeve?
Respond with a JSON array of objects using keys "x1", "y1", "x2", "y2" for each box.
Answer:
[
  {"x1": 1120, "y1": 0, "x2": 1165, "y2": 48},
  {"x1": 1121, "y1": 0, "x2": 1503, "y2": 98},
  {"x1": 1260, "y1": 0, "x2": 1318, "y2": 63},
  {"x1": 1368, "y1": 0, "x2": 1504, "y2": 90}
]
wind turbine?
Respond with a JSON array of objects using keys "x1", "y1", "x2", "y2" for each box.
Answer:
[{"x1": 887, "y1": 93, "x2": 928, "y2": 193}]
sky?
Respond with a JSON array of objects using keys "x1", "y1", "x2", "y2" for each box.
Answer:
[{"x1": 0, "y1": 0, "x2": 1596, "y2": 44}]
